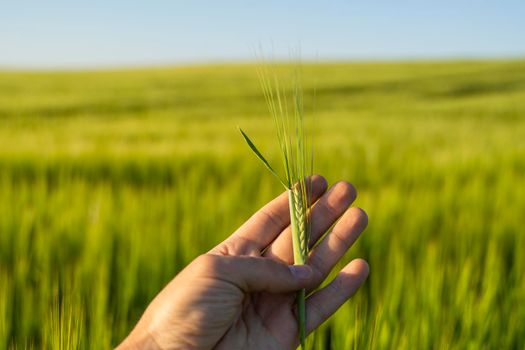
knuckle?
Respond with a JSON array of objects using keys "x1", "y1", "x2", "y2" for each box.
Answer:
[
  {"x1": 309, "y1": 299, "x2": 329, "y2": 322},
  {"x1": 194, "y1": 254, "x2": 222, "y2": 274},
  {"x1": 330, "y1": 276, "x2": 346, "y2": 293},
  {"x1": 258, "y1": 207, "x2": 284, "y2": 230},
  {"x1": 308, "y1": 255, "x2": 329, "y2": 284}
]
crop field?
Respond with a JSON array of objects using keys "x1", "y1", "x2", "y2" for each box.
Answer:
[{"x1": 0, "y1": 60, "x2": 524, "y2": 349}]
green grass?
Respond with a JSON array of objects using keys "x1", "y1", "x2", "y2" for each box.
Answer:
[{"x1": 0, "y1": 60, "x2": 524, "y2": 349}]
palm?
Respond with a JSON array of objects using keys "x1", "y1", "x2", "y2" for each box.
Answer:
[{"x1": 211, "y1": 289, "x2": 298, "y2": 349}]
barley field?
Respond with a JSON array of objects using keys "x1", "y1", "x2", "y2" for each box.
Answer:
[{"x1": 0, "y1": 60, "x2": 524, "y2": 349}]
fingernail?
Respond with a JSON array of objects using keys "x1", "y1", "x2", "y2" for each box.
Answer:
[{"x1": 289, "y1": 265, "x2": 312, "y2": 279}]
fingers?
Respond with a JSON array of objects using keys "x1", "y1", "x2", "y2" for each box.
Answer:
[
  {"x1": 306, "y1": 259, "x2": 369, "y2": 334},
  {"x1": 213, "y1": 175, "x2": 327, "y2": 256},
  {"x1": 307, "y1": 207, "x2": 368, "y2": 293},
  {"x1": 199, "y1": 254, "x2": 315, "y2": 293},
  {"x1": 264, "y1": 181, "x2": 356, "y2": 264}
]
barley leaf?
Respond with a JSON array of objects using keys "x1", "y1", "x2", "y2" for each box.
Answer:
[{"x1": 239, "y1": 128, "x2": 289, "y2": 189}]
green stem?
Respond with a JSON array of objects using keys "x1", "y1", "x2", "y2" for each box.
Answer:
[
  {"x1": 297, "y1": 289, "x2": 306, "y2": 350},
  {"x1": 288, "y1": 190, "x2": 307, "y2": 349}
]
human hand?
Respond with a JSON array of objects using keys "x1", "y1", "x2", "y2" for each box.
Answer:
[{"x1": 117, "y1": 175, "x2": 369, "y2": 350}]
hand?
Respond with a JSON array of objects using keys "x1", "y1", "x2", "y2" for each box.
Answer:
[{"x1": 118, "y1": 175, "x2": 369, "y2": 350}]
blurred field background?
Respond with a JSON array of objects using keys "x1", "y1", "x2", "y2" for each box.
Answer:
[{"x1": 0, "y1": 60, "x2": 524, "y2": 349}]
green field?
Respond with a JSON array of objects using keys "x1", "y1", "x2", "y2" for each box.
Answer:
[{"x1": 0, "y1": 60, "x2": 524, "y2": 349}]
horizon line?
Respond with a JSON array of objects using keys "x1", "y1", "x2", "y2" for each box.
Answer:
[{"x1": 1, "y1": 55, "x2": 524, "y2": 73}]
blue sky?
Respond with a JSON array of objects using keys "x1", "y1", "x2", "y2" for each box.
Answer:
[{"x1": 1, "y1": 1, "x2": 524, "y2": 69}]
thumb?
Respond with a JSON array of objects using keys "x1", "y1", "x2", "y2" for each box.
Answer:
[{"x1": 213, "y1": 255, "x2": 314, "y2": 293}]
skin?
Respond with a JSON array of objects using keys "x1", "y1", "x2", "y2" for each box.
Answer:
[{"x1": 118, "y1": 175, "x2": 369, "y2": 350}]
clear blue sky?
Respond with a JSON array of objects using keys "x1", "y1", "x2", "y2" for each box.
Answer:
[{"x1": 1, "y1": 1, "x2": 524, "y2": 69}]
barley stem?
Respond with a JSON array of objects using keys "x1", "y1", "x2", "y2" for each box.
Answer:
[
  {"x1": 241, "y1": 62, "x2": 312, "y2": 350},
  {"x1": 289, "y1": 188, "x2": 308, "y2": 349}
]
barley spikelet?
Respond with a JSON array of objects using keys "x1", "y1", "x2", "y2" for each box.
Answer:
[{"x1": 291, "y1": 186, "x2": 309, "y2": 260}]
